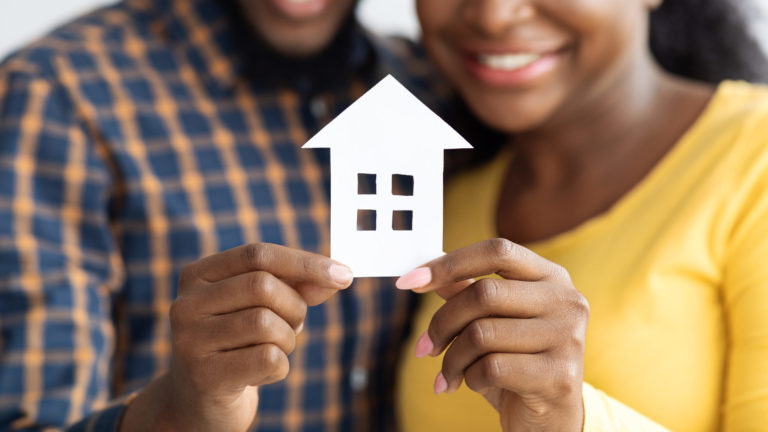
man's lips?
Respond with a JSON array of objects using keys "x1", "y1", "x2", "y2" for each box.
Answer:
[{"x1": 269, "y1": 0, "x2": 330, "y2": 20}]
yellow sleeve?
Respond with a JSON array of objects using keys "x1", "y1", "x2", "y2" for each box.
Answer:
[
  {"x1": 720, "y1": 141, "x2": 768, "y2": 430},
  {"x1": 582, "y1": 383, "x2": 669, "y2": 431}
]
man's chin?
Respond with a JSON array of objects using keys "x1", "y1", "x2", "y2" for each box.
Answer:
[
  {"x1": 268, "y1": 0, "x2": 331, "y2": 21},
  {"x1": 263, "y1": 31, "x2": 336, "y2": 58},
  {"x1": 237, "y1": 0, "x2": 358, "y2": 58}
]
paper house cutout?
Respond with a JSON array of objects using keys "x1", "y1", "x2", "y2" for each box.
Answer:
[{"x1": 303, "y1": 75, "x2": 472, "y2": 277}]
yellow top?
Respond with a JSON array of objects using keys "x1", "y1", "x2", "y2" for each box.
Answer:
[{"x1": 397, "y1": 81, "x2": 768, "y2": 431}]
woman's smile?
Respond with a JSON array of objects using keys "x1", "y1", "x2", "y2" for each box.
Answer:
[{"x1": 461, "y1": 46, "x2": 570, "y2": 88}]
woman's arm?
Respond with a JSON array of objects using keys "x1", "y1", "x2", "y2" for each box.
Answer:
[{"x1": 720, "y1": 144, "x2": 768, "y2": 430}]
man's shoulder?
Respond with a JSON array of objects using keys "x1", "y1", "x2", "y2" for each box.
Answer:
[
  {"x1": 370, "y1": 35, "x2": 426, "y2": 66},
  {"x1": 1, "y1": 1, "x2": 156, "y2": 82}
]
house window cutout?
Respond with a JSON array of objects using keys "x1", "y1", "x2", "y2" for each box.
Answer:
[
  {"x1": 358, "y1": 174, "x2": 377, "y2": 195},
  {"x1": 392, "y1": 174, "x2": 414, "y2": 196},
  {"x1": 357, "y1": 209, "x2": 377, "y2": 231},
  {"x1": 392, "y1": 210, "x2": 413, "y2": 231}
]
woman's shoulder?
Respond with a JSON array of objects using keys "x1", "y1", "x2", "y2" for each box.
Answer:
[
  {"x1": 699, "y1": 81, "x2": 768, "y2": 224},
  {"x1": 693, "y1": 81, "x2": 768, "y2": 170},
  {"x1": 706, "y1": 81, "x2": 768, "y2": 133}
]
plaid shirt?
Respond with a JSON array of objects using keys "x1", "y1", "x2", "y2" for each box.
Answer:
[{"x1": 0, "y1": 0, "x2": 448, "y2": 429}]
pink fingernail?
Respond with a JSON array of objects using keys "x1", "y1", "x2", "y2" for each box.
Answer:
[
  {"x1": 414, "y1": 331, "x2": 434, "y2": 358},
  {"x1": 434, "y1": 372, "x2": 448, "y2": 395},
  {"x1": 395, "y1": 267, "x2": 432, "y2": 290},
  {"x1": 329, "y1": 264, "x2": 353, "y2": 285}
]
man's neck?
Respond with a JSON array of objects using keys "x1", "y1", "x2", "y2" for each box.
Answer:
[{"x1": 224, "y1": 0, "x2": 373, "y2": 95}]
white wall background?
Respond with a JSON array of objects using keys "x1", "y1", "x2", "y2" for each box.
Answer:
[
  {"x1": 750, "y1": 2, "x2": 768, "y2": 47},
  {"x1": 0, "y1": 0, "x2": 766, "y2": 60}
]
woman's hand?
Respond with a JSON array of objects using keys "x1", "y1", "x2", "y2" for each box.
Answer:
[
  {"x1": 122, "y1": 243, "x2": 354, "y2": 432},
  {"x1": 396, "y1": 238, "x2": 589, "y2": 432}
]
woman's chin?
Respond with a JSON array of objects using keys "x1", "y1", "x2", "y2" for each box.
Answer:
[
  {"x1": 460, "y1": 92, "x2": 559, "y2": 136},
  {"x1": 472, "y1": 106, "x2": 552, "y2": 136}
]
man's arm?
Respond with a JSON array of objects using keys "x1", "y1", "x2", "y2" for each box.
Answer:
[{"x1": 0, "y1": 56, "x2": 125, "y2": 430}]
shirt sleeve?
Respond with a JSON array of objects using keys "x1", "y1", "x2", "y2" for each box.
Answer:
[
  {"x1": 0, "y1": 58, "x2": 126, "y2": 430},
  {"x1": 720, "y1": 135, "x2": 768, "y2": 430},
  {"x1": 581, "y1": 382, "x2": 669, "y2": 431}
]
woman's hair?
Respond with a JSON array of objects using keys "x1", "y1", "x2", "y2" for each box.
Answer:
[{"x1": 650, "y1": 0, "x2": 768, "y2": 83}]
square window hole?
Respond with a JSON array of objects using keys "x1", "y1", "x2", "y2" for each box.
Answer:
[
  {"x1": 392, "y1": 210, "x2": 413, "y2": 231},
  {"x1": 357, "y1": 209, "x2": 376, "y2": 231},
  {"x1": 392, "y1": 174, "x2": 414, "y2": 196},
  {"x1": 358, "y1": 173, "x2": 376, "y2": 195}
]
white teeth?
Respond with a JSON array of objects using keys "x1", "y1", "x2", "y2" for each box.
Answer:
[{"x1": 477, "y1": 53, "x2": 542, "y2": 71}]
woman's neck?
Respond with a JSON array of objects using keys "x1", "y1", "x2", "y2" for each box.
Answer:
[
  {"x1": 495, "y1": 60, "x2": 715, "y2": 243},
  {"x1": 508, "y1": 49, "x2": 715, "y2": 187},
  {"x1": 516, "y1": 61, "x2": 656, "y2": 173}
]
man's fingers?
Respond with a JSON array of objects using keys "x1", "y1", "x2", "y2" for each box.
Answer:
[
  {"x1": 196, "y1": 307, "x2": 298, "y2": 355},
  {"x1": 182, "y1": 271, "x2": 307, "y2": 327},
  {"x1": 208, "y1": 344, "x2": 291, "y2": 391},
  {"x1": 427, "y1": 279, "x2": 550, "y2": 355},
  {"x1": 293, "y1": 283, "x2": 344, "y2": 307},
  {"x1": 182, "y1": 243, "x2": 353, "y2": 288},
  {"x1": 396, "y1": 238, "x2": 558, "y2": 294},
  {"x1": 440, "y1": 318, "x2": 551, "y2": 392}
]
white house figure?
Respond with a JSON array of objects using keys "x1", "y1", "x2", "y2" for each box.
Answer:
[{"x1": 303, "y1": 75, "x2": 472, "y2": 277}]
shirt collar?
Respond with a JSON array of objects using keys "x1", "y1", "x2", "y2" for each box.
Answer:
[{"x1": 130, "y1": 0, "x2": 377, "y2": 96}]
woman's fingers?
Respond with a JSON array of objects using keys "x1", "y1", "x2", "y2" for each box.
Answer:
[
  {"x1": 194, "y1": 307, "x2": 298, "y2": 354},
  {"x1": 462, "y1": 352, "x2": 582, "y2": 400},
  {"x1": 425, "y1": 279, "x2": 551, "y2": 355},
  {"x1": 439, "y1": 317, "x2": 553, "y2": 393},
  {"x1": 400, "y1": 239, "x2": 588, "y2": 430},
  {"x1": 397, "y1": 238, "x2": 561, "y2": 295}
]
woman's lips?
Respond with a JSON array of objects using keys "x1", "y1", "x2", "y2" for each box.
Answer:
[
  {"x1": 269, "y1": 0, "x2": 330, "y2": 20},
  {"x1": 462, "y1": 49, "x2": 565, "y2": 88}
]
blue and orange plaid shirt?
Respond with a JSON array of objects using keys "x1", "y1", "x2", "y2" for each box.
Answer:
[{"x1": 0, "y1": 0, "x2": 450, "y2": 429}]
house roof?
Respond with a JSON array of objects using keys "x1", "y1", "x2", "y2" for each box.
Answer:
[{"x1": 302, "y1": 75, "x2": 473, "y2": 150}]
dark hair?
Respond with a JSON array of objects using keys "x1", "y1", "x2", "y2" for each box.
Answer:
[{"x1": 650, "y1": 0, "x2": 768, "y2": 83}]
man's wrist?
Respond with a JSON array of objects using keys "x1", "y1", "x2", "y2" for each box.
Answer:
[{"x1": 120, "y1": 373, "x2": 178, "y2": 431}]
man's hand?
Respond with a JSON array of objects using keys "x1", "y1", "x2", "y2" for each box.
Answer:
[
  {"x1": 397, "y1": 238, "x2": 588, "y2": 432},
  {"x1": 122, "y1": 243, "x2": 353, "y2": 432}
]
